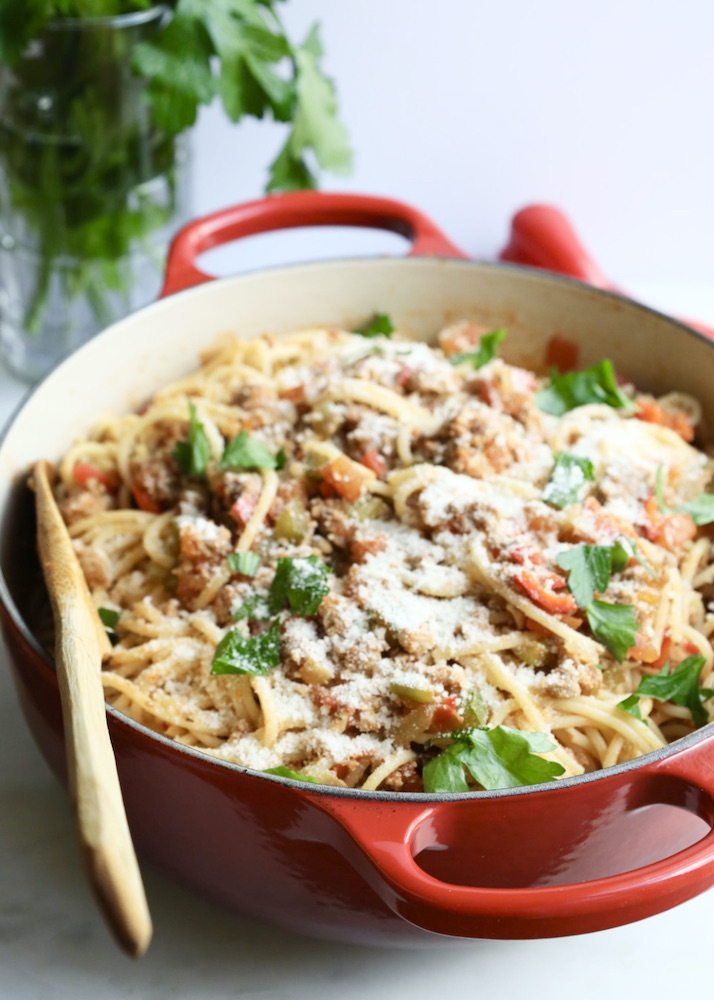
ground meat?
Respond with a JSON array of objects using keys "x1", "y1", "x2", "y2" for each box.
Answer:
[
  {"x1": 380, "y1": 759, "x2": 423, "y2": 793},
  {"x1": 536, "y1": 658, "x2": 603, "y2": 699},
  {"x1": 58, "y1": 485, "x2": 113, "y2": 525},
  {"x1": 72, "y1": 540, "x2": 112, "y2": 589},
  {"x1": 282, "y1": 617, "x2": 334, "y2": 684},
  {"x1": 132, "y1": 455, "x2": 182, "y2": 510},
  {"x1": 437, "y1": 399, "x2": 532, "y2": 478},
  {"x1": 173, "y1": 517, "x2": 233, "y2": 607}
]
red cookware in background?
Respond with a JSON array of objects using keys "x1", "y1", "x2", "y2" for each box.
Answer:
[
  {"x1": 3, "y1": 191, "x2": 714, "y2": 948},
  {"x1": 500, "y1": 203, "x2": 714, "y2": 338}
]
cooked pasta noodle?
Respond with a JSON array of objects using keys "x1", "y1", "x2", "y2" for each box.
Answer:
[{"x1": 45, "y1": 320, "x2": 714, "y2": 792}]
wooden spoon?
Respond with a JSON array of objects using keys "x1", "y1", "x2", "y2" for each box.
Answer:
[{"x1": 32, "y1": 460, "x2": 152, "y2": 958}]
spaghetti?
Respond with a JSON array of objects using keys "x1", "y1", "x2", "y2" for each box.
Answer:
[{"x1": 46, "y1": 322, "x2": 714, "y2": 791}]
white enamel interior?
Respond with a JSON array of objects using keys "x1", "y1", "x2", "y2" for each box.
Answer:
[{"x1": 1, "y1": 256, "x2": 713, "y2": 594}]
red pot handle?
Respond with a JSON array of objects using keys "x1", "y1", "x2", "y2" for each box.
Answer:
[
  {"x1": 500, "y1": 203, "x2": 714, "y2": 338},
  {"x1": 499, "y1": 204, "x2": 613, "y2": 289},
  {"x1": 314, "y1": 739, "x2": 714, "y2": 939},
  {"x1": 161, "y1": 191, "x2": 467, "y2": 297}
]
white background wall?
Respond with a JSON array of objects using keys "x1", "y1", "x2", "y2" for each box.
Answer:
[{"x1": 190, "y1": 0, "x2": 714, "y2": 307}]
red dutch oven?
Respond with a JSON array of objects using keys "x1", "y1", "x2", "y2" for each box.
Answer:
[{"x1": 2, "y1": 192, "x2": 714, "y2": 946}]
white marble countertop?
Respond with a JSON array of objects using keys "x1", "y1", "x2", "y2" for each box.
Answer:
[{"x1": 1, "y1": 278, "x2": 713, "y2": 999}]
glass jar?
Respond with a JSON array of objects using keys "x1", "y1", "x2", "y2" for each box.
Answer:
[{"x1": 0, "y1": 6, "x2": 190, "y2": 382}]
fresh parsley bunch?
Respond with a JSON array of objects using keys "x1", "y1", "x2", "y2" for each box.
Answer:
[
  {"x1": 0, "y1": 0, "x2": 352, "y2": 192},
  {"x1": 0, "y1": 1, "x2": 351, "y2": 355}
]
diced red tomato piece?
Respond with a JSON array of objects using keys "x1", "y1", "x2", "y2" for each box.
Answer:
[
  {"x1": 509, "y1": 546, "x2": 544, "y2": 566},
  {"x1": 279, "y1": 384, "x2": 306, "y2": 402},
  {"x1": 431, "y1": 697, "x2": 461, "y2": 732},
  {"x1": 396, "y1": 365, "x2": 414, "y2": 388},
  {"x1": 635, "y1": 396, "x2": 694, "y2": 443},
  {"x1": 230, "y1": 494, "x2": 257, "y2": 526},
  {"x1": 628, "y1": 631, "x2": 659, "y2": 665},
  {"x1": 649, "y1": 634, "x2": 672, "y2": 671},
  {"x1": 544, "y1": 335, "x2": 579, "y2": 373},
  {"x1": 73, "y1": 462, "x2": 116, "y2": 491},
  {"x1": 320, "y1": 455, "x2": 371, "y2": 503},
  {"x1": 514, "y1": 569, "x2": 577, "y2": 615},
  {"x1": 643, "y1": 494, "x2": 696, "y2": 550},
  {"x1": 132, "y1": 482, "x2": 162, "y2": 513},
  {"x1": 359, "y1": 449, "x2": 387, "y2": 479}
]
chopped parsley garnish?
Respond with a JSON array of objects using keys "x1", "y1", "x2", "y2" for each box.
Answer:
[
  {"x1": 353, "y1": 313, "x2": 394, "y2": 338},
  {"x1": 556, "y1": 542, "x2": 641, "y2": 661},
  {"x1": 98, "y1": 606, "x2": 121, "y2": 646},
  {"x1": 264, "y1": 766, "x2": 319, "y2": 783},
  {"x1": 450, "y1": 327, "x2": 506, "y2": 369},
  {"x1": 228, "y1": 552, "x2": 261, "y2": 577},
  {"x1": 230, "y1": 556, "x2": 330, "y2": 626},
  {"x1": 422, "y1": 725, "x2": 565, "y2": 792},
  {"x1": 618, "y1": 655, "x2": 713, "y2": 728},
  {"x1": 211, "y1": 618, "x2": 281, "y2": 676},
  {"x1": 543, "y1": 452, "x2": 595, "y2": 508},
  {"x1": 231, "y1": 593, "x2": 271, "y2": 622},
  {"x1": 268, "y1": 555, "x2": 330, "y2": 617},
  {"x1": 617, "y1": 694, "x2": 643, "y2": 721},
  {"x1": 173, "y1": 400, "x2": 211, "y2": 476},
  {"x1": 536, "y1": 359, "x2": 634, "y2": 416},
  {"x1": 655, "y1": 465, "x2": 714, "y2": 525},
  {"x1": 557, "y1": 541, "x2": 631, "y2": 608},
  {"x1": 585, "y1": 600, "x2": 638, "y2": 663},
  {"x1": 98, "y1": 606, "x2": 121, "y2": 630},
  {"x1": 220, "y1": 430, "x2": 286, "y2": 471}
]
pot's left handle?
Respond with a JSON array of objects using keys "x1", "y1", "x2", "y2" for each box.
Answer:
[{"x1": 160, "y1": 191, "x2": 467, "y2": 297}]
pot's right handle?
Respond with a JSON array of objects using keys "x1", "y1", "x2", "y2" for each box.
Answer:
[
  {"x1": 161, "y1": 191, "x2": 467, "y2": 297},
  {"x1": 499, "y1": 204, "x2": 614, "y2": 289},
  {"x1": 500, "y1": 203, "x2": 714, "y2": 338},
  {"x1": 316, "y1": 739, "x2": 714, "y2": 939}
]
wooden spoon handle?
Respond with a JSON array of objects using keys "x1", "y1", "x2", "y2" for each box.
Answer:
[{"x1": 33, "y1": 461, "x2": 152, "y2": 958}]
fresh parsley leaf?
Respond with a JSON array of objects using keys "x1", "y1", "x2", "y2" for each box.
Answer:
[
  {"x1": 608, "y1": 540, "x2": 630, "y2": 574},
  {"x1": 543, "y1": 452, "x2": 595, "y2": 508},
  {"x1": 173, "y1": 400, "x2": 211, "y2": 476},
  {"x1": 557, "y1": 543, "x2": 618, "y2": 607},
  {"x1": 228, "y1": 551, "x2": 260, "y2": 577},
  {"x1": 422, "y1": 726, "x2": 565, "y2": 793},
  {"x1": 585, "y1": 600, "x2": 638, "y2": 663},
  {"x1": 98, "y1": 606, "x2": 121, "y2": 630},
  {"x1": 268, "y1": 556, "x2": 330, "y2": 617},
  {"x1": 536, "y1": 359, "x2": 634, "y2": 416},
  {"x1": 634, "y1": 655, "x2": 713, "y2": 728},
  {"x1": 264, "y1": 766, "x2": 319, "y2": 783},
  {"x1": 231, "y1": 593, "x2": 271, "y2": 622},
  {"x1": 266, "y1": 23, "x2": 353, "y2": 191},
  {"x1": 220, "y1": 430, "x2": 283, "y2": 470},
  {"x1": 98, "y1": 605, "x2": 121, "y2": 645},
  {"x1": 450, "y1": 328, "x2": 507, "y2": 369},
  {"x1": 132, "y1": 4, "x2": 353, "y2": 197},
  {"x1": 353, "y1": 313, "x2": 395, "y2": 339},
  {"x1": 132, "y1": 10, "x2": 216, "y2": 134},
  {"x1": 617, "y1": 693, "x2": 644, "y2": 721},
  {"x1": 211, "y1": 618, "x2": 281, "y2": 675},
  {"x1": 557, "y1": 538, "x2": 655, "y2": 608},
  {"x1": 654, "y1": 464, "x2": 672, "y2": 514},
  {"x1": 612, "y1": 535, "x2": 658, "y2": 579},
  {"x1": 655, "y1": 465, "x2": 714, "y2": 525},
  {"x1": 679, "y1": 494, "x2": 714, "y2": 526}
]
